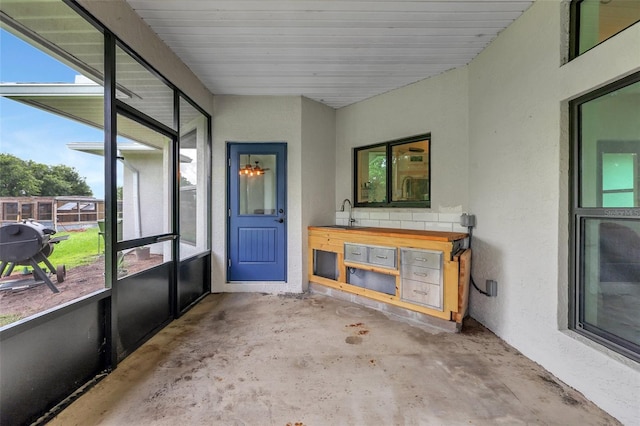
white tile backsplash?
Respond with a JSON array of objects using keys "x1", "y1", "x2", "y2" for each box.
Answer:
[
  {"x1": 401, "y1": 221, "x2": 425, "y2": 230},
  {"x1": 453, "y1": 224, "x2": 470, "y2": 233},
  {"x1": 379, "y1": 220, "x2": 401, "y2": 228},
  {"x1": 424, "y1": 221, "x2": 453, "y2": 231},
  {"x1": 390, "y1": 212, "x2": 413, "y2": 221},
  {"x1": 353, "y1": 210, "x2": 370, "y2": 219},
  {"x1": 334, "y1": 209, "x2": 469, "y2": 235},
  {"x1": 369, "y1": 211, "x2": 390, "y2": 220},
  {"x1": 412, "y1": 212, "x2": 438, "y2": 222},
  {"x1": 438, "y1": 213, "x2": 462, "y2": 223},
  {"x1": 360, "y1": 219, "x2": 380, "y2": 227}
]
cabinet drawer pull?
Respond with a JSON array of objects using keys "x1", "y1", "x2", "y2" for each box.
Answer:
[
  {"x1": 413, "y1": 272, "x2": 428, "y2": 277},
  {"x1": 415, "y1": 257, "x2": 428, "y2": 262},
  {"x1": 351, "y1": 251, "x2": 362, "y2": 256},
  {"x1": 413, "y1": 289, "x2": 429, "y2": 295},
  {"x1": 375, "y1": 255, "x2": 387, "y2": 259}
]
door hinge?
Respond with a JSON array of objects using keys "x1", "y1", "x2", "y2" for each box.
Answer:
[
  {"x1": 228, "y1": 158, "x2": 231, "y2": 167},
  {"x1": 228, "y1": 259, "x2": 231, "y2": 267},
  {"x1": 228, "y1": 208, "x2": 231, "y2": 217}
]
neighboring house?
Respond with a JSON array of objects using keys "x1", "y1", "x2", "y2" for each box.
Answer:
[
  {"x1": 67, "y1": 141, "x2": 201, "y2": 258},
  {"x1": 0, "y1": 195, "x2": 104, "y2": 229}
]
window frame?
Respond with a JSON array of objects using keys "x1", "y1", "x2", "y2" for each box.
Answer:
[
  {"x1": 596, "y1": 140, "x2": 640, "y2": 207},
  {"x1": 353, "y1": 134, "x2": 431, "y2": 208},
  {"x1": 0, "y1": 0, "x2": 212, "y2": 362},
  {"x1": 569, "y1": 71, "x2": 640, "y2": 362},
  {"x1": 569, "y1": 0, "x2": 640, "y2": 60},
  {"x1": 20, "y1": 202, "x2": 33, "y2": 219},
  {"x1": 37, "y1": 202, "x2": 53, "y2": 221},
  {"x1": 3, "y1": 202, "x2": 19, "y2": 221}
]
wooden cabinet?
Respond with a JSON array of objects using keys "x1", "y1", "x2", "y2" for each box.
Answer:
[{"x1": 308, "y1": 226, "x2": 471, "y2": 325}]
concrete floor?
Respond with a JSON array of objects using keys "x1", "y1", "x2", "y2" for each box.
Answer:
[{"x1": 50, "y1": 293, "x2": 619, "y2": 425}]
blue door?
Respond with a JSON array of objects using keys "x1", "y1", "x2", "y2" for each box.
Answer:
[{"x1": 228, "y1": 143, "x2": 287, "y2": 281}]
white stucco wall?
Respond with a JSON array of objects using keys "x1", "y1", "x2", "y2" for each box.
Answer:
[
  {"x1": 211, "y1": 95, "x2": 304, "y2": 293},
  {"x1": 333, "y1": 2, "x2": 639, "y2": 423},
  {"x1": 301, "y1": 97, "x2": 337, "y2": 289},
  {"x1": 467, "y1": 2, "x2": 639, "y2": 424},
  {"x1": 335, "y1": 67, "x2": 469, "y2": 214},
  {"x1": 120, "y1": 154, "x2": 167, "y2": 240}
]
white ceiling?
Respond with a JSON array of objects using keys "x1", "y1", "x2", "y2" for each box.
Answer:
[{"x1": 126, "y1": 0, "x2": 534, "y2": 108}]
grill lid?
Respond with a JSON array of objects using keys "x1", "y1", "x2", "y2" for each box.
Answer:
[{"x1": 0, "y1": 220, "x2": 55, "y2": 263}]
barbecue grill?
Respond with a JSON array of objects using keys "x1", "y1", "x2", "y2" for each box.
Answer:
[{"x1": 0, "y1": 220, "x2": 68, "y2": 293}]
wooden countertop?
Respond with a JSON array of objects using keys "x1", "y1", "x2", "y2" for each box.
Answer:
[{"x1": 308, "y1": 226, "x2": 467, "y2": 242}]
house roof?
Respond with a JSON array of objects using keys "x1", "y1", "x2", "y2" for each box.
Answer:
[
  {"x1": 0, "y1": 75, "x2": 171, "y2": 149},
  {"x1": 67, "y1": 141, "x2": 193, "y2": 163},
  {"x1": 0, "y1": 83, "x2": 170, "y2": 148},
  {"x1": 0, "y1": 77, "x2": 106, "y2": 131}
]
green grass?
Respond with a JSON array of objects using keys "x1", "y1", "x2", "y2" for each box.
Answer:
[
  {"x1": 46, "y1": 227, "x2": 103, "y2": 269},
  {"x1": 0, "y1": 314, "x2": 23, "y2": 327}
]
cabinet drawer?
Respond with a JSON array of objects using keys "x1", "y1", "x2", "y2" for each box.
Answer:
[
  {"x1": 401, "y1": 264, "x2": 441, "y2": 284},
  {"x1": 401, "y1": 249, "x2": 442, "y2": 269},
  {"x1": 401, "y1": 279, "x2": 442, "y2": 310},
  {"x1": 344, "y1": 244, "x2": 367, "y2": 263},
  {"x1": 368, "y1": 246, "x2": 397, "y2": 269}
]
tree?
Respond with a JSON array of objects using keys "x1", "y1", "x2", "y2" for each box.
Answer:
[
  {"x1": 179, "y1": 175, "x2": 194, "y2": 187},
  {"x1": 0, "y1": 153, "x2": 93, "y2": 197},
  {"x1": 0, "y1": 154, "x2": 40, "y2": 196},
  {"x1": 368, "y1": 154, "x2": 387, "y2": 203},
  {"x1": 27, "y1": 161, "x2": 93, "y2": 196}
]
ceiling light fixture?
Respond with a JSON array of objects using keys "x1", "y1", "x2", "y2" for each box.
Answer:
[{"x1": 239, "y1": 156, "x2": 268, "y2": 176}]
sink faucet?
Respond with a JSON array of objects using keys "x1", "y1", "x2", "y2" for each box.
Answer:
[{"x1": 340, "y1": 198, "x2": 355, "y2": 227}]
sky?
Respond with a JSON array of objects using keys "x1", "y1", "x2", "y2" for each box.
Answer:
[{"x1": 0, "y1": 29, "x2": 106, "y2": 198}]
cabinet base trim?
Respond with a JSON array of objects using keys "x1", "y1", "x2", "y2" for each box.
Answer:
[{"x1": 309, "y1": 283, "x2": 460, "y2": 333}]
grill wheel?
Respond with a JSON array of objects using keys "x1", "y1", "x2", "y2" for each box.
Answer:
[{"x1": 56, "y1": 265, "x2": 66, "y2": 283}]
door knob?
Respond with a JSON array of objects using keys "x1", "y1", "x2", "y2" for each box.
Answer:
[{"x1": 275, "y1": 218, "x2": 284, "y2": 223}]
